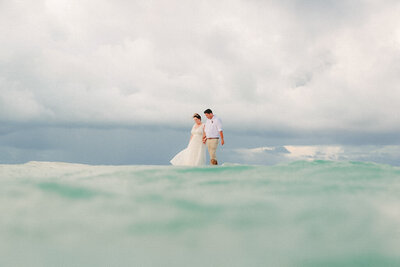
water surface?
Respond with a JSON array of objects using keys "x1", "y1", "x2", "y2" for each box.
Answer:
[{"x1": 1, "y1": 161, "x2": 400, "y2": 266}]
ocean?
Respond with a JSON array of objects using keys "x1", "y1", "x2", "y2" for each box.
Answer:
[{"x1": 1, "y1": 160, "x2": 400, "y2": 267}]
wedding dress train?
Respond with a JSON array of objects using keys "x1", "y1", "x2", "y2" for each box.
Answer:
[{"x1": 170, "y1": 124, "x2": 206, "y2": 166}]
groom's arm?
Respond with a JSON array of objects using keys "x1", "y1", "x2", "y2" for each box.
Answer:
[{"x1": 216, "y1": 119, "x2": 224, "y2": 145}]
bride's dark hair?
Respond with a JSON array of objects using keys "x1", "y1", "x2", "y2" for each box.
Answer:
[{"x1": 193, "y1": 113, "x2": 201, "y2": 120}]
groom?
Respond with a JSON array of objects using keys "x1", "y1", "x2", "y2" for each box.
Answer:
[{"x1": 203, "y1": 109, "x2": 224, "y2": 165}]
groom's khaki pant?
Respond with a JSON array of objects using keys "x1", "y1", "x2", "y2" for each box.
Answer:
[{"x1": 206, "y1": 139, "x2": 219, "y2": 163}]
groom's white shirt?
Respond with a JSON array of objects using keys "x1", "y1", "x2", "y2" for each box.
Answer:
[{"x1": 205, "y1": 115, "x2": 223, "y2": 138}]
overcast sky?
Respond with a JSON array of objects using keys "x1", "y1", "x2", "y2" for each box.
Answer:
[{"x1": 1, "y1": 0, "x2": 400, "y2": 165}]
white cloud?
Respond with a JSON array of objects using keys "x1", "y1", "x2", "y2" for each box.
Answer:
[
  {"x1": 0, "y1": 77, "x2": 53, "y2": 121},
  {"x1": 232, "y1": 145, "x2": 400, "y2": 165},
  {"x1": 1, "y1": 0, "x2": 400, "y2": 133}
]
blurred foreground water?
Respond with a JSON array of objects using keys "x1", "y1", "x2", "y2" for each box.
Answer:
[{"x1": 1, "y1": 161, "x2": 400, "y2": 267}]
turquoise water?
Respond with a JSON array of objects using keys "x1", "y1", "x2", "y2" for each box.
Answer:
[{"x1": 1, "y1": 160, "x2": 400, "y2": 266}]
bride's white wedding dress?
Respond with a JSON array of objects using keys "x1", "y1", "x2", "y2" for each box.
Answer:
[{"x1": 170, "y1": 124, "x2": 206, "y2": 166}]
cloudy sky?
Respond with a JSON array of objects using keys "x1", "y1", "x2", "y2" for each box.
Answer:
[{"x1": 1, "y1": 0, "x2": 400, "y2": 165}]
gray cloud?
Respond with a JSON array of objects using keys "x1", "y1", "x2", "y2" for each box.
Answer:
[
  {"x1": 0, "y1": 125, "x2": 188, "y2": 165},
  {"x1": 1, "y1": 123, "x2": 398, "y2": 165}
]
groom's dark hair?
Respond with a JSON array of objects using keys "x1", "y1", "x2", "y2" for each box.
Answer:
[{"x1": 204, "y1": 109, "x2": 213, "y2": 114}]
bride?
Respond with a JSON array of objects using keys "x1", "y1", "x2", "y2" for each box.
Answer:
[{"x1": 170, "y1": 113, "x2": 206, "y2": 166}]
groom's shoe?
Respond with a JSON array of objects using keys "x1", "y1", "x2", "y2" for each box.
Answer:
[{"x1": 210, "y1": 159, "x2": 218, "y2": 165}]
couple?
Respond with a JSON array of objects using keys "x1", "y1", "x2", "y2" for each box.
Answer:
[{"x1": 170, "y1": 109, "x2": 224, "y2": 166}]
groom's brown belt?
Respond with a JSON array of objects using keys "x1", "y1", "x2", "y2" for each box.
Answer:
[{"x1": 207, "y1": 137, "x2": 219, "y2": 139}]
